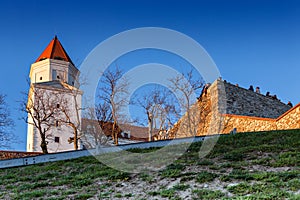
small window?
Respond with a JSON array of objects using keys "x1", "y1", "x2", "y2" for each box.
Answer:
[
  {"x1": 56, "y1": 121, "x2": 59, "y2": 127},
  {"x1": 72, "y1": 81, "x2": 74, "y2": 85},
  {"x1": 56, "y1": 104, "x2": 60, "y2": 108},
  {"x1": 54, "y1": 56, "x2": 65, "y2": 61},
  {"x1": 40, "y1": 77, "x2": 43, "y2": 80},
  {"x1": 57, "y1": 75, "x2": 60, "y2": 79},
  {"x1": 54, "y1": 137, "x2": 60, "y2": 143}
]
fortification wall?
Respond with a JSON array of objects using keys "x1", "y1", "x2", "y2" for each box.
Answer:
[
  {"x1": 221, "y1": 104, "x2": 300, "y2": 134},
  {"x1": 276, "y1": 103, "x2": 300, "y2": 130},
  {"x1": 222, "y1": 114, "x2": 276, "y2": 133},
  {"x1": 204, "y1": 80, "x2": 298, "y2": 134},
  {"x1": 169, "y1": 79, "x2": 299, "y2": 138},
  {"x1": 223, "y1": 82, "x2": 290, "y2": 118},
  {"x1": 170, "y1": 80, "x2": 226, "y2": 137},
  {"x1": 173, "y1": 88, "x2": 213, "y2": 138}
]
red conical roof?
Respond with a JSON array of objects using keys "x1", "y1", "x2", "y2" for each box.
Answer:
[{"x1": 35, "y1": 36, "x2": 74, "y2": 66}]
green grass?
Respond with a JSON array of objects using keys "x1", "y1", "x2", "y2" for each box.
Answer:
[
  {"x1": 0, "y1": 129, "x2": 299, "y2": 199},
  {"x1": 227, "y1": 182, "x2": 293, "y2": 198},
  {"x1": 197, "y1": 159, "x2": 214, "y2": 166},
  {"x1": 196, "y1": 171, "x2": 218, "y2": 183},
  {"x1": 173, "y1": 183, "x2": 190, "y2": 191},
  {"x1": 192, "y1": 189, "x2": 225, "y2": 199},
  {"x1": 160, "y1": 163, "x2": 186, "y2": 178}
]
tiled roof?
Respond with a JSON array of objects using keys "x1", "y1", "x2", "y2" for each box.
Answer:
[
  {"x1": 35, "y1": 36, "x2": 75, "y2": 66},
  {"x1": 82, "y1": 118, "x2": 159, "y2": 142}
]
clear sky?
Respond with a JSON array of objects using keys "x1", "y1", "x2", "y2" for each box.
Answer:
[{"x1": 0, "y1": 0, "x2": 299, "y2": 151}]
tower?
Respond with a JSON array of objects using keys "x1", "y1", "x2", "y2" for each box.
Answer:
[{"x1": 27, "y1": 36, "x2": 82, "y2": 153}]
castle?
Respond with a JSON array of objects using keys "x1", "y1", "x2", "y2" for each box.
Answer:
[{"x1": 26, "y1": 37, "x2": 300, "y2": 153}]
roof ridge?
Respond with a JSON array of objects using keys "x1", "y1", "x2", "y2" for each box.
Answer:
[{"x1": 49, "y1": 36, "x2": 56, "y2": 59}]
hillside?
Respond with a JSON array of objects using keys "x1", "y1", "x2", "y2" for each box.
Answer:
[{"x1": 0, "y1": 129, "x2": 299, "y2": 199}]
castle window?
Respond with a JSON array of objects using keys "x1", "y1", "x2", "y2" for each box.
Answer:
[
  {"x1": 54, "y1": 137, "x2": 60, "y2": 143},
  {"x1": 56, "y1": 120, "x2": 59, "y2": 127},
  {"x1": 40, "y1": 77, "x2": 42, "y2": 80},
  {"x1": 57, "y1": 75, "x2": 60, "y2": 79},
  {"x1": 57, "y1": 104, "x2": 60, "y2": 108},
  {"x1": 52, "y1": 69, "x2": 57, "y2": 80}
]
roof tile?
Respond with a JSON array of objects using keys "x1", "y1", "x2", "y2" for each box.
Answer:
[{"x1": 35, "y1": 36, "x2": 74, "y2": 66}]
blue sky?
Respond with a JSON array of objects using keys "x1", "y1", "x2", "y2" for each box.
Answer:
[{"x1": 0, "y1": 0, "x2": 299, "y2": 150}]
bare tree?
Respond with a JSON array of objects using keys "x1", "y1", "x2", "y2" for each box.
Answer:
[
  {"x1": 0, "y1": 94, "x2": 14, "y2": 148},
  {"x1": 58, "y1": 82, "x2": 83, "y2": 150},
  {"x1": 97, "y1": 66, "x2": 129, "y2": 145},
  {"x1": 95, "y1": 101, "x2": 113, "y2": 123},
  {"x1": 23, "y1": 85, "x2": 61, "y2": 153},
  {"x1": 81, "y1": 106, "x2": 109, "y2": 148},
  {"x1": 169, "y1": 69, "x2": 204, "y2": 137},
  {"x1": 132, "y1": 87, "x2": 178, "y2": 141}
]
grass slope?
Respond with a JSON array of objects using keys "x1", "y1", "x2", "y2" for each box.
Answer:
[{"x1": 0, "y1": 129, "x2": 299, "y2": 199}]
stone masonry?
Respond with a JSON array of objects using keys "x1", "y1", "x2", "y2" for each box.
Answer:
[
  {"x1": 169, "y1": 79, "x2": 299, "y2": 137},
  {"x1": 223, "y1": 81, "x2": 290, "y2": 118}
]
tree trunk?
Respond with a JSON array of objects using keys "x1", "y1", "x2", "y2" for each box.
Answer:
[
  {"x1": 115, "y1": 131, "x2": 118, "y2": 145},
  {"x1": 111, "y1": 124, "x2": 115, "y2": 143},
  {"x1": 40, "y1": 132, "x2": 48, "y2": 154},
  {"x1": 112, "y1": 121, "x2": 118, "y2": 145},
  {"x1": 148, "y1": 112, "x2": 153, "y2": 142},
  {"x1": 73, "y1": 125, "x2": 78, "y2": 150}
]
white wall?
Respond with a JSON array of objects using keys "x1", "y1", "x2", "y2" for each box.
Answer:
[
  {"x1": 27, "y1": 84, "x2": 81, "y2": 152},
  {"x1": 30, "y1": 59, "x2": 78, "y2": 85}
]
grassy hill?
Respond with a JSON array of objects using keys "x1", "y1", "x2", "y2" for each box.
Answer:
[{"x1": 0, "y1": 129, "x2": 299, "y2": 199}]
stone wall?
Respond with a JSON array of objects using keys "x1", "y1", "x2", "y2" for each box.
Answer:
[
  {"x1": 276, "y1": 103, "x2": 300, "y2": 130},
  {"x1": 170, "y1": 94, "x2": 213, "y2": 138},
  {"x1": 223, "y1": 81, "x2": 290, "y2": 118},
  {"x1": 0, "y1": 151, "x2": 42, "y2": 160},
  {"x1": 169, "y1": 79, "x2": 299, "y2": 138},
  {"x1": 222, "y1": 114, "x2": 276, "y2": 133},
  {"x1": 220, "y1": 103, "x2": 300, "y2": 134},
  {"x1": 169, "y1": 80, "x2": 224, "y2": 137}
]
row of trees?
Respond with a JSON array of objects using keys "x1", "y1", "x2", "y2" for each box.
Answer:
[{"x1": 94, "y1": 66, "x2": 204, "y2": 144}]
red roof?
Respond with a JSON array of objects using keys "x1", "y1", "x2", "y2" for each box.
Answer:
[
  {"x1": 35, "y1": 36, "x2": 74, "y2": 66},
  {"x1": 81, "y1": 118, "x2": 160, "y2": 142}
]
